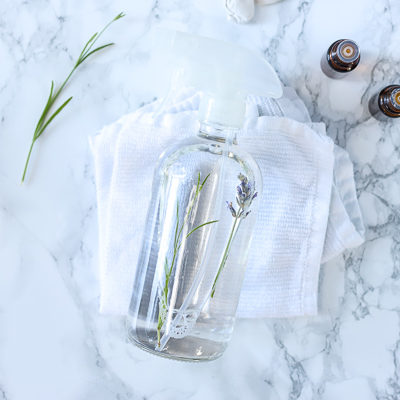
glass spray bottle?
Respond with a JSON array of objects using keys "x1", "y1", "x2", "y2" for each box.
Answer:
[{"x1": 126, "y1": 32, "x2": 282, "y2": 361}]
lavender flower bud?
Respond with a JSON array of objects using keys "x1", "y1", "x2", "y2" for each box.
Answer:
[
  {"x1": 238, "y1": 173, "x2": 247, "y2": 184},
  {"x1": 227, "y1": 174, "x2": 257, "y2": 220},
  {"x1": 226, "y1": 201, "x2": 236, "y2": 217}
]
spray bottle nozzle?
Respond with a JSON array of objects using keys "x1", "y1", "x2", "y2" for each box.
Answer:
[{"x1": 154, "y1": 31, "x2": 282, "y2": 128}]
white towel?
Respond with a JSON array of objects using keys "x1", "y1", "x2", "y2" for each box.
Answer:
[{"x1": 90, "y1": 87, "x2": 364, "y2": 318}]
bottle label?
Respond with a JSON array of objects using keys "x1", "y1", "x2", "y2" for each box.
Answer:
[{"x1": 169, "y1": 309, "x2": 199, "y2": 339}]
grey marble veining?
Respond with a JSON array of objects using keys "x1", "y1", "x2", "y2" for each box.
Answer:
[{"x1": 0, "y1": 0, "x2": 400, "y2": 399}]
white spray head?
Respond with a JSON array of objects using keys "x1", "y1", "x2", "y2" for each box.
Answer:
[{"x1": 155, "y1": 30, "x2": 282, "y2": 128}]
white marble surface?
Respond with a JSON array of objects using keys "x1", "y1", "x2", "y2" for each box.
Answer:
[{"x1": 1, "y1": 0, "x2": 400, "y2": 399}]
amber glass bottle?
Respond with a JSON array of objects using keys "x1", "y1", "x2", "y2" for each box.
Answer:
[
  {"x1": 369, "y1": 85, "x2": 400, "y2": 121},
  {"x1": 321, "y1": 39, "x2": 360, "y2": 79}
]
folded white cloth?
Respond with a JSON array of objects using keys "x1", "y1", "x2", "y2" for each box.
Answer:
[{"x1": 90, "y1": 87, "x2": 364, "y2": 318}]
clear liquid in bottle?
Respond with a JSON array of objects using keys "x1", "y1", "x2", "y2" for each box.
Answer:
[{"x1": 126, "y1": 125, "x2": 262, "y2": 361}]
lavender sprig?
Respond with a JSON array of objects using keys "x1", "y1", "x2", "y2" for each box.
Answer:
[
  {"x1": 21, "y1": 12, "x2": 125, "y2": 183},
  {"x1": 157, "y1": 173, "x2": 218, "y2": 347},
  {"x1": 211, "y1": 173, "x2": 257, "y2": 298}
]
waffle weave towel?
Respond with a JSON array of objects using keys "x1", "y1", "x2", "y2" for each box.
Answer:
[{"x1": 90, "y1": 87, "x2": 364, "y2": 318}]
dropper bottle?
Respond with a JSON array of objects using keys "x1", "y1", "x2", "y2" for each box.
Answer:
[
  {"x1": 126, "y1": 31, "x2": 282, "y2": 362},
  {"x1": 369, "y1": 85, "x2": 400, "y2": 121},
  {"x1": 321, "y1": 39, "x2": 361, "y2": 79}
]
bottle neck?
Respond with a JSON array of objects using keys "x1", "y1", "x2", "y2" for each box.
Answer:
[{"x1": 198, "y1": 122, "x2": 239, "y2": 144}]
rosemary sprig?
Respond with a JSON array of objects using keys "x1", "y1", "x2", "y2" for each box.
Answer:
[
  {"x1": 21, "y1": 12, "x2": 126, "y2": 183},
  {"x1": 157, "y1": 173, "x2": 218, "y2": 347}
]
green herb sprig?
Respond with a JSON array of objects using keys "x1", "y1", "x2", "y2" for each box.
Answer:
[
  {"x1": 211, "y1": 173, "x2": 257, "y2": 298},
  {"x1": 157, "y1": 173, "x2": 218, "y2": 347},
  {"x1": 21, "y1": 12, "x2": 125, "y2": 183}
]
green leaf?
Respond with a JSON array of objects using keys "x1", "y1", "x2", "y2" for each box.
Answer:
[
  {"x1": 36, "y1": 96, "x2": 73, "y2": 138},
  {"x1": 186, "y1": 220, "x2": 219, "y2": 239},
  {"x1": 46, "y1": 80, "x2": 55, "y2": 108},
  {"x1": 164, "y1": 257, "x2": 169, "y2": 276},
  {"x1": 33, "y1": 80, "x2": 55, "y2": 138},
  {"x1": 77, "y1": 32, "x2": 98, "y2": 62},
  {"x1": 200, "y1": 173, "x2": 210, "y2": 189},
  {"x1": 173, "y1": 201, "x2": 180, "y2": 248},
  {"x1": 78, "y1": 43, "x2": 115, "y2": 65}
]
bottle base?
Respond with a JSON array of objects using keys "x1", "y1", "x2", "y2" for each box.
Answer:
[{"x1": 127, "y1": 325, "x2": 227, "y2": 362}]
